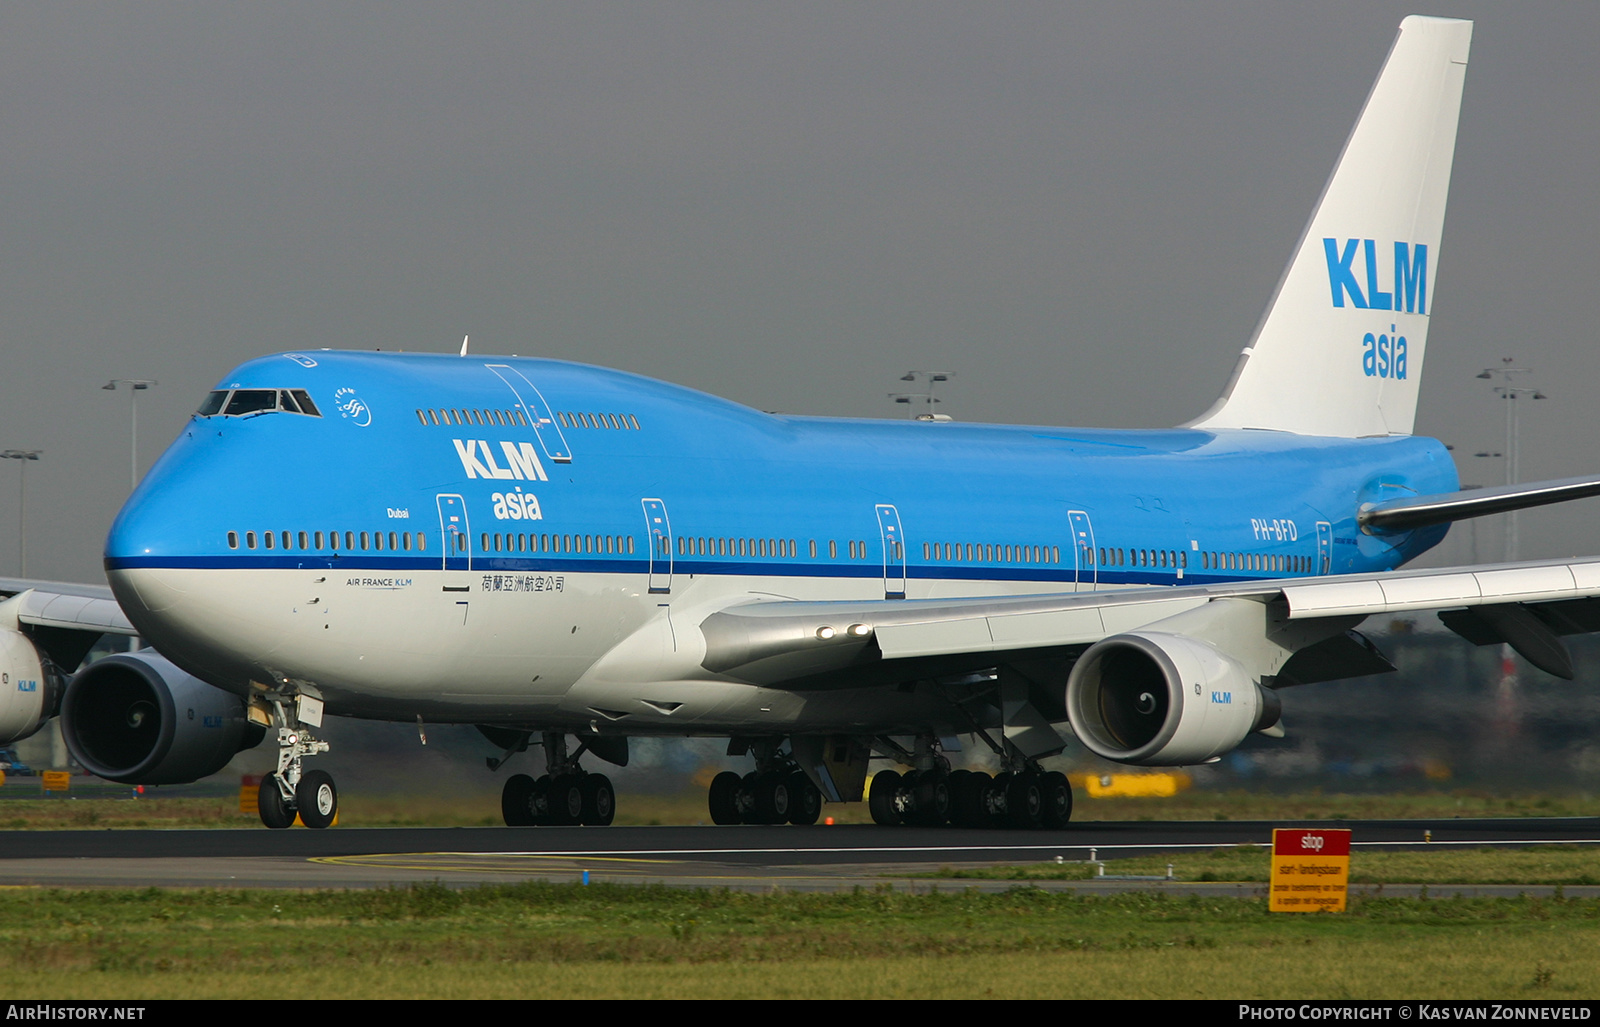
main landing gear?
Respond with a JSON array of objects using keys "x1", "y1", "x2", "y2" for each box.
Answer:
[
  {"x1": 706, "y1": 739, "x2": 822, "y2": 826},
  {"x1": 257, "y1": 693, "x2": 337, "y2": 830},
  {"x1": 867, "y1": 734, "x2": 1072, "y2": 830},
  {"x1": 500, "y1": 731, "x2": 616, "y2": 827}
]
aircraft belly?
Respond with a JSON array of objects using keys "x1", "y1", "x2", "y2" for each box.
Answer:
[{"x1": 117, "y1": 564, "x2": 1098, "y2": 728}]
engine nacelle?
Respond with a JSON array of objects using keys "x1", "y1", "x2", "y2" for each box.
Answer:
[
  {"x1": 1066, "y1": 631, "x2": 1282, "y2": 766},
  {"x1": 60, "y1": 652, "x2": 264, "y2": 784},
  {"x1": 0, "y1": 628, "x2": 60, "y2": 744}
]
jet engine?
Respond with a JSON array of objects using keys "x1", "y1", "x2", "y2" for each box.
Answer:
[
  {"x1": 60, "y1": 652, "x2": 264, "y2": 784},
  {"x1": 1065, "y1": 631, "x2": 1282, "y2": 766},
  {"x1": 0, "y1": 628, "x2": 61, "y2": 745}
]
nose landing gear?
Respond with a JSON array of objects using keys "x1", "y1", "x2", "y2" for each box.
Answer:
[{"x1": 256, "y1": 692, "x2": 336, "y2": 830}]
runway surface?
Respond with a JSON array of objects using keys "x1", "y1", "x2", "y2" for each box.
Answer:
[{"x1": 2, "y1": 817, "x2": 1598, "y2": 892}]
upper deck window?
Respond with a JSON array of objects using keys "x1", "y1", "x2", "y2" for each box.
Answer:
[{"x1": 196, "y1": 389, "x2": 323, "y2": 418}]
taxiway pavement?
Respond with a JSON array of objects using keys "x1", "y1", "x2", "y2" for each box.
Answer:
[{"x1": 1, "y1": 818, "x2": 1597, "y2": 893}]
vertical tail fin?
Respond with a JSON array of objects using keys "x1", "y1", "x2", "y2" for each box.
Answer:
[{"x1": 1189, "y1": 16, "x2": 1471, "y2": 438}]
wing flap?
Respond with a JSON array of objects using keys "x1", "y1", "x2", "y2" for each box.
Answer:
[
  {"x1": 0, "y1": 585, "x2": 135, "y2": 635},
  {"x1": 19, "y1": 591, "x2": 134, "y2": 634},
  {"x1": 874, "y1": 617, "x2": 994, "y2": 659},
  {"x1": 1378, "y1": 572, "x2": 1481, "y2": 608},
  {"x1": 1285, "y1": 558, "x2": 1600, "y2": 619}
]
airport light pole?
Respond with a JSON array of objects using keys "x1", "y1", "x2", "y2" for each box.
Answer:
[
  {"x1": 1462, "y1": 451, "x2": 1503, "y2": 565},
  {"x1": 1, "y1": 449, "x2": 41, "y2": 577},
  {"x1": 102, "y1": 379, "x2": 157, "y2": 491},
  {"x1": 1475, "y1": 360, "x2": 1545, "y2": 561},
  {"x1": 888, "y1": 392, "x2": 933, "y2": 419},
  {"x1": 898, "y1": 370, "x2": 955, "y2": 420}
]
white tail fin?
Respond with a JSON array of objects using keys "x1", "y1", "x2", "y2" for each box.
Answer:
[{"x1": 1189, "y1": 16, "x2": 1471, "y2": 438}]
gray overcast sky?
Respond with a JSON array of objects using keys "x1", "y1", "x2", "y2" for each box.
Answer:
[{"x1": 1, "y1": 1, "x2": 1596, "y2": 584}]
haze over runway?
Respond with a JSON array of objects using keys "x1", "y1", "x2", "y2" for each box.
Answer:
[{"x1": 0, "y1": 2, "x2": 1596, "y2": 584}]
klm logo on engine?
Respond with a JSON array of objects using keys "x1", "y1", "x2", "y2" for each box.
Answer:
[
  {"x1": 453, "y1": 440, "x2": 549, "y2": 482},
  {"x1": 1211, "y1": 691, "x2": 1232, "y2": 705},
  {"x1": 1322, "y1": 239, "x2": 1427, "y2": 314}
]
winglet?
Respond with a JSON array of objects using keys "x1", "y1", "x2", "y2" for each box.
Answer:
[
  {"x1": 459, "y1": 335, "x2": 470, "y2": 357},
  {"x1": 1189, "y1": 17, "x2": 1472, "y2": 438}
]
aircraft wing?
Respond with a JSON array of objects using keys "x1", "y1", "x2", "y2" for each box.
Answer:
[
  {"x1": 699, "y1": 555, "x2": 1600, "y2": 689},
  {"x1": 0, "y1": 578, "x2": 136, "y2": 672}
]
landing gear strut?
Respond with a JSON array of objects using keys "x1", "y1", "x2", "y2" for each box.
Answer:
[
  {"x1": 499, "y1": 731, "x2": 615, "y2": 827},
  {"x1": 257, "y1": 692, "x2": 336, "y2": 830}
]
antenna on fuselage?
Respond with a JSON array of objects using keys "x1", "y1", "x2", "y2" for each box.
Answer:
[{"x1": 459, "y1": 335, "x2": 470, "y2": 356}]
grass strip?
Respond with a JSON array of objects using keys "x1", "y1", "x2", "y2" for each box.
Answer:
[
  {"x1": 929, "y1": 845, "x2": 1600, "y2": 886},
  {"x1": 0, "y1": 882, "x2": 1598, "y2": 998}
]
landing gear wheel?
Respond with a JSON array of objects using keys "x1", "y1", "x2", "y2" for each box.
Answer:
[
  {"x1": 1039, "y1": 771, "x2": 1072, "y2": 829},
  {"x1": 709, "y1": 771, "x2": 742, "y2": 825},
  {"x1": 898, "y1": 770, "x2": 921, "y2": 822},
  {"x1": 581, "y1": 773, "x2": 615, "y2": 826},
  {"x1": 988, "y1": 772, "x2": 1013, "y2": 828},
  {"x1": 753, "y1": 772, "x2": 791, "y2": 825},
  {"x1": 258, "y1": 776, "x2": 296, "y2": 829},
  {"x1": 1004, "y1": 771, "x2": 1043, "y2": 830},
  {"x1": 547, "y1": 775, "x2": 584, "y2": 825},
  {"x1": 501, "y1": 774, "x2": 536, "y2": 826},
  {"x1": 295, "y1": 770, "x2": 338, "y2": 829},
  {"x1": 786, "y1": 771, "x2": 822, "y2": 826},
  {"x1": 950, "y1": 771, "x2": 989, "y2": 829},
  {"x1": 868, "y1": 769, "x2": 902, "y2": 826},
  {"x1": 738, "y1": 771, "x2": 764, "y2": 824},
  {"x1": 530, "y1": 775, "x2": 552, "y2": 825},
  {"x1": 911, "y1": 772, "x2": 951, "y2": 827}
]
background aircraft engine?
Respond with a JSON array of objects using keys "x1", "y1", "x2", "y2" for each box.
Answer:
[
  {"x1": 60, "y1": 652, "x2": 264, "y2": 784},
  {"x1": 0, "y1": 628, "x2": 59, "y2": 745},
  {"x1": 1065, "y1": 632, "x2": 1281, "y2": 766}
]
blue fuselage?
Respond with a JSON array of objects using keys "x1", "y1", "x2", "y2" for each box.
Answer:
[{"x1": 108, "y1": 351, "x2": 1455, "y2": 586}]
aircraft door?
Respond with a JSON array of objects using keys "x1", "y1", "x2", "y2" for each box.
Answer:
[
  {"x1": 642, "y1": 498, "x2": 673, "y2": 594},
  {"x1": 1068, "y1": 510, "x2": 1097, "y2": 592},
  {"x1": 485, "y1": 364, "x2": 573, "y2": 464},
  {"x1": 876, "y1": 504, "x2": 907, "y2": 599},
  {"x1": 1317, "y1": 521, "x2": 1333, "y2": 575},
  {"x1": 436, "y1": 494, "x2": 473, "y2": 592}
]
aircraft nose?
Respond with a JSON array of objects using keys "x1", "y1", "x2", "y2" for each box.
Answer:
[{"x1": 103, "y1": 429, "x2": 222, "y2": 638}]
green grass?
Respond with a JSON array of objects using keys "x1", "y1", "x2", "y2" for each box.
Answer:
[
  {"x1": 0, "y1": 883, "x2": 1596, "y2": 998},
  {"x1": 0, "y1": 786, "x2": 1594, "y2": 830},
  {"x1": 929, "y1": 844, "x2": 1600, "y2": 886}
]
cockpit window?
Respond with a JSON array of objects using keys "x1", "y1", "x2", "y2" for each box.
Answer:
[
  {"x1": 196, "y1": 388, "x2": 324, "y2": 418},
  {"x1": 224, "y1": 390, "x2": 280, "y2": 416}
]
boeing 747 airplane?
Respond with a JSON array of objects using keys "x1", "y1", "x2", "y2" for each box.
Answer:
[{"x1": 5, "y1": 17, "x2": 1600, "y2": 830}]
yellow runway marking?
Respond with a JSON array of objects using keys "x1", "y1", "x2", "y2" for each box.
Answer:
[
  {"x1": 312, "y1": 852, "x2": 683, "y2": 875},
  {"x1": 309, "y1": 851, "x2": 857, "y2": 881}
]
